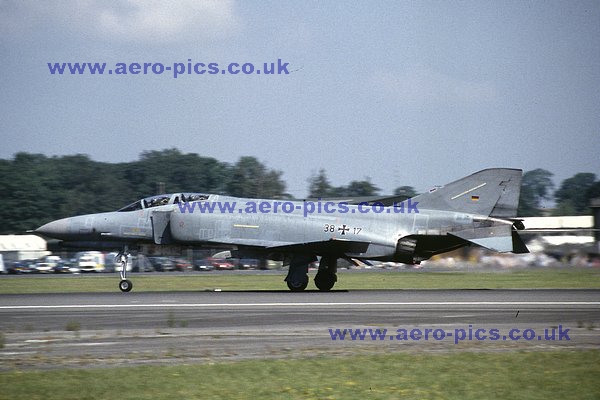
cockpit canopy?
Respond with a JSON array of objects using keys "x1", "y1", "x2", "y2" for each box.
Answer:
[{"x1": 118, "y1": 193, "x2": 210, "y2": 212}]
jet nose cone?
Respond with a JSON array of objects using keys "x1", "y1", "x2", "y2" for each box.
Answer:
[{"x1": 36, "y1": 218, "x2": 70, "y2": 239}]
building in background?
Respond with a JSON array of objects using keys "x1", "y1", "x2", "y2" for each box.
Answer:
[{"x1": 0, "y1": 235, "x2": 50, "y2": 263}]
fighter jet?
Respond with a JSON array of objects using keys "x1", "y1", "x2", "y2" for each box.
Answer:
[{"x1": 35, "y1": 168, "x2": 528, "y2": 292}]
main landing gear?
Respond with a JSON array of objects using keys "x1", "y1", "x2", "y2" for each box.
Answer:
[
  {"x1": 284, "y1": 254, "x2": 338, "y2": 292},
  {"x1": 285, "y1": 254, "x2": 312, "y2": 292},
  {"x1": 314, "y1": 256, "x2": 337, "y2": 291},
  {"x1": 116, "y1": 248, "x2": 133, "y2": 292}
]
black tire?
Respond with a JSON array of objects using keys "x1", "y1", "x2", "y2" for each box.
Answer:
[
  {"x1": 286, "y1": 276, "x2": 308, "y2": 292},
  {"x1": 119, "y1": 279, "x2": 133, "y2": 292},
  {"x1": 314, "y1": 272, "x2": 337, "y2": 291}
]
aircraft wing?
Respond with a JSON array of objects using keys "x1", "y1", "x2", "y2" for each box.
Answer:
[
  {"x1": 204, "y1": 237, "x2": 370, "y2": 256},
  {"x1": 267, "y1": 238, "x2": 370, "y2": 255}
]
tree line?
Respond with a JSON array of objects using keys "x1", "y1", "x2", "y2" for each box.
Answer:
[
  {"x1": 517, "y1": 169, "x2": 600, "y2": 217},
  {"x1": 0, "y1": 149, "x2": 285, "y2": 234},
  {"x1": 0, "y1": 149, "x2": 598, "y2": 234}
]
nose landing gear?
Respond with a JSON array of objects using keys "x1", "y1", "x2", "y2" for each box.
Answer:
[{"x1": 116, "y1": 248, "x2": 133, "y2": 292}]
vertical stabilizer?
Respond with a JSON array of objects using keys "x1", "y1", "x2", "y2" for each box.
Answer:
[{"x1": 411, "y1": 168, "x2": 523, "y2": 217}]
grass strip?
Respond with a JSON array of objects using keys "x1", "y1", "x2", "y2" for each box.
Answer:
[
  {"x1": 1, "y1": 350, "x2": 599, "y2": 399},
  {"x1": 0, "y1": 268, "x2": 599, "y2": 294}
]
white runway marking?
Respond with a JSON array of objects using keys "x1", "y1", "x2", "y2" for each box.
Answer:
[{"x1": 1, "y1": 301, "x2": 599, "y2": 310}]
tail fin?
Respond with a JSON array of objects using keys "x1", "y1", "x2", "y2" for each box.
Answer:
[{"x1": 411, "y1": 168, "x2": 523, "y2": 218}]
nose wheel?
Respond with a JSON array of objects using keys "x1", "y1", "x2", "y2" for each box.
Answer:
[{"x1": 119, "y1": 279, "x2": 133, "y2": 292}]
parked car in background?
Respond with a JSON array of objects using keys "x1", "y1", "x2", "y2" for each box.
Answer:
[
  {"x1": 7, "y1": 260, "x2": 36, "y2": 274},
  {"x1": 53, "y1": 259, "x2": 79, "y2": 274},
  {"x1": 173, "y1": 258, "x2": 193, "y2": 272},
  {"x1": 211, "y1": 259, "x2": 235, "y2": 270},
  {"x1": 238, "y1": 259, "x2": 259, "y2": 270},
  {"x1": 149, "y1": 256, "x2": 175, "y2": 272},
  {"x1": 45, "y1": 255, "x2": 61, "y2": 268},
  {"x1": 77, "y1": 251, "x2": 106, "y2": 272},
  {"x1": 194, "y1": 259, "x2": 215, "y2": 271},
  {"x1": 28, "y1": 255, "x2": 63, "y2": 273},
  {"x1": 33, "y1": 261, "x2": 53, "y2": 273}
]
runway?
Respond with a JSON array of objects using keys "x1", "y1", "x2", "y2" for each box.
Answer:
[{"x1": 1, "y1": 289, "x2": 599, "y2": 370}]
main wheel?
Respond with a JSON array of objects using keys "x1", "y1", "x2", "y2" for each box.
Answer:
[
  {"x1": 119, "y1": 279, "x2": 133, "y2": 292},
  {"x1": 286, "y1": 276, "x2": 308, "y2": 292},
  {"x1": 314, "y1": 272, "x2": 337, "y2": 291}
]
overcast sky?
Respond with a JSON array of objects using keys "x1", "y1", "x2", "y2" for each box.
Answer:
[{"x1": 1, "y1": 1, "x2": 599, "y2": 198}]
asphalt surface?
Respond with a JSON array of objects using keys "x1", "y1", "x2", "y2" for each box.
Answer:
[{"x1": 1, "y1": 289, "x2": 599, "y2": 370}]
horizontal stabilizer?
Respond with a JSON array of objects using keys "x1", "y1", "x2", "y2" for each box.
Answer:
[
  {"x1": 449, "y1": 224, "x2": 528, "y2": 253},
  {"x1": 460, "y1": 235, "x2": 514, "y2": 253}
]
